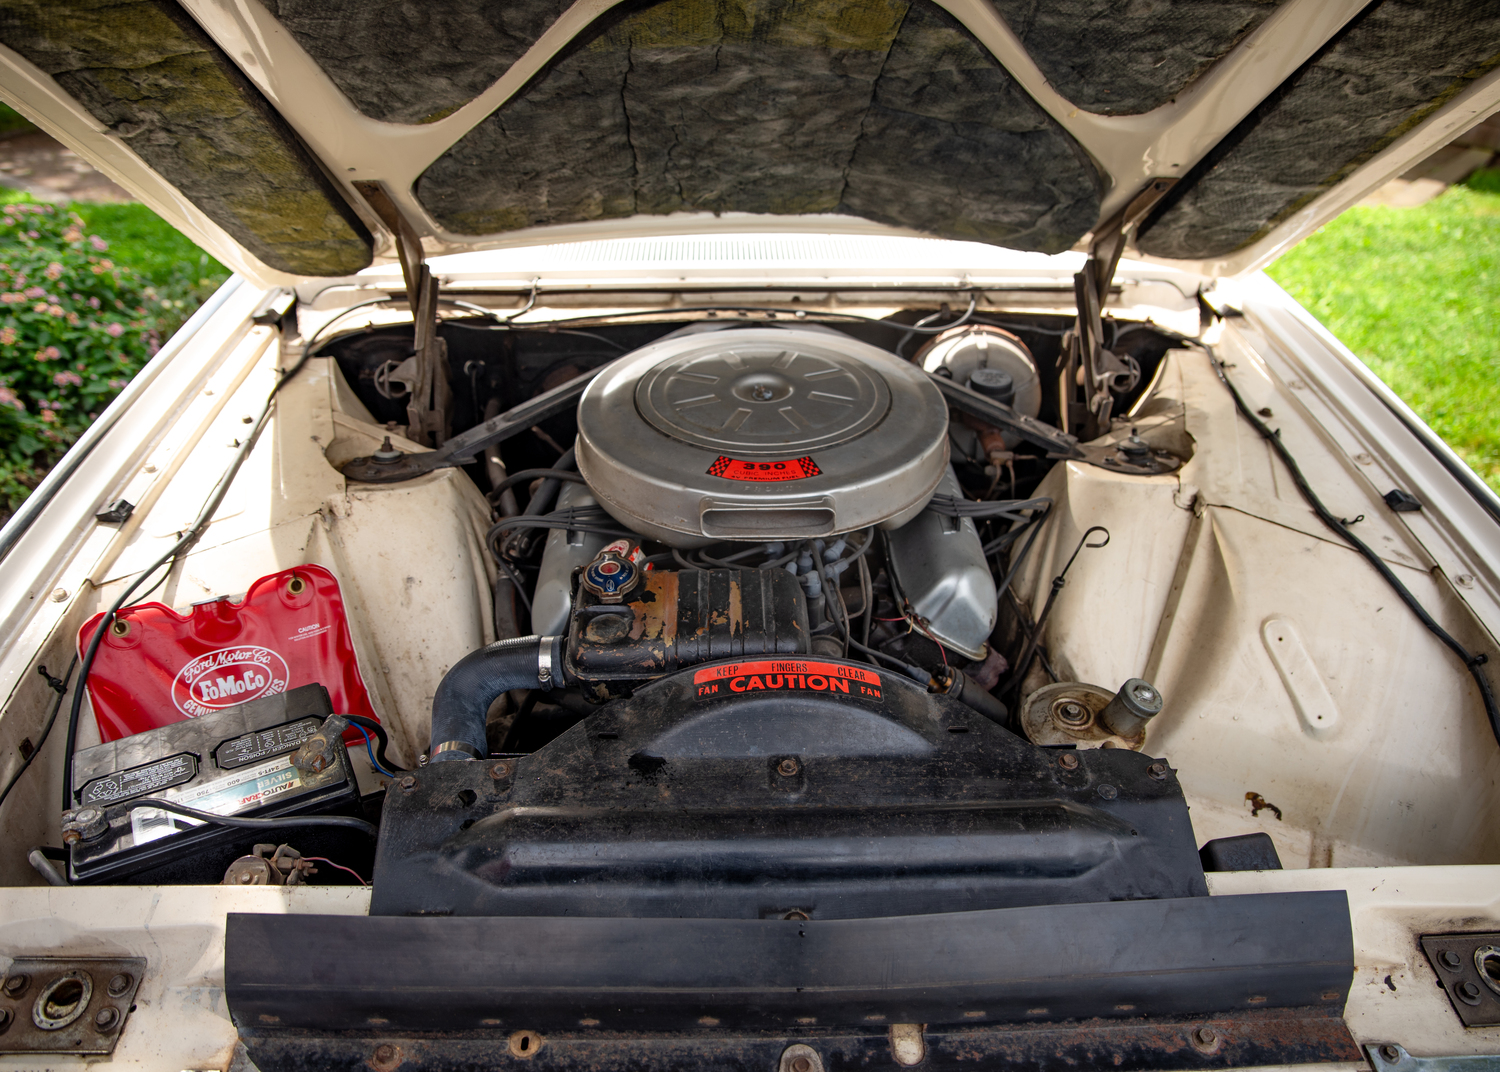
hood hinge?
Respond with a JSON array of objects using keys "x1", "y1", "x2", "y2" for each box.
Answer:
[
  {"x1": 1063, "y1": 177, "x2": 1176, "y2": 441},
  {"x1": 352, "y1": 183, "x2": 453, "y2": 448}
]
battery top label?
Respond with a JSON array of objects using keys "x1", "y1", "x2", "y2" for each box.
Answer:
[
  {"x1": 79, "y1": 752, "x2": 197, "y2": 807},
  {"x1": 706, "y1": 456, "x2": 821, "y2": 482},
  {"x1": 215, "y1": 717, "x2": 321, "y2": 770}
]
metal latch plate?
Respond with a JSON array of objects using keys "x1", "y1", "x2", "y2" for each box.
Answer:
[
  {"x1": 0, "y1": 956, "x2": 144, "y2": 1055},
  {"x1": 1421, "y1": 932, "x2": 1500, "y2": 1027}
]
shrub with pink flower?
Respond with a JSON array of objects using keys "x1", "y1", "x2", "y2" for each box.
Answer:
[{"x1": 0, "y1": 202, "x2": 169, "y2": 514}]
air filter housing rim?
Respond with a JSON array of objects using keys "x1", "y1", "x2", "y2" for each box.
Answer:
[{"x1": 575, "y1": 327, "x2": 950, "y2": 548}]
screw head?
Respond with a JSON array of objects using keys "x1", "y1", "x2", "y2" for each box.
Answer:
[
  {"x1": 1147, "y1": 761, "x2": 1168, "y2": 780},
  {"x1": 1194, "y1": 1026, "x2": 1217, "y2": 1045},
  {"x1": 399, "y1": 776, "x2": 417, "y2": 792},
  {"x1": 375, "y1": 1043, "x2": 397, "y2": 1061},
  {"x1": 0, "y1": 1007, "x2": 11, "y2": 1032},
  {"x1": 777, "y1": 758, "x2": 800, "y2": 777},
  {"x1": 1098, "y1": 783, "x2": 1119, "y2": 800},
  {"x1": 490, "y1": 761, "x2": 513, "y2": 779},
  {"x1": 2, "y1": 974, "x2": 28, "y2": 996},
  {"x1": 1379, "y1": 1044, "x2": 1401, "y2": 1062},
  {"x1": 1058, "y1": 753, "x2": 1079, "y2": 770},
  {"x1": 107, "y1": 973, "x2": 132, "y2": 997},
  {"x1": 94, "y1": 1006, "x2": 119, "y2": 1031},
  {"x1": 1439, "y1": 950, "x2": 1462, "y2": 970},
  {"x1": 1457, "y1": 980, "x2": 1483, "y2": 1003},
  {"x1": 792, "y1": 1058, "x2": 812, "y2": 1072}
]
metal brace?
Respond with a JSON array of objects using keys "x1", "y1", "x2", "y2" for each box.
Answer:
[
  {"x1": 352, "y1": 182, "x2": 453, "y2": 448},
  {"x1": 1367, "y1": 1042, "x2": 1500, "y2": 1071},
  {"x1": 1064, "y1": 177, "x2": 1176, "y2": 441}
]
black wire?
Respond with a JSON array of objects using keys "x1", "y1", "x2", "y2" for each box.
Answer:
[
  {"x1": 928, "y1": 495, "x2": 1052, "y2": 520},
  {"x1": 343, "y1": 714, "x2": 405, "y2": 774},
  {"x1": 990, "y1": 503, "x2": 1053, "y2": 595},
  {"x1": 496, "y1": 557, "x2": 534, "y2": 614},
  {"x1": 62, "y1": 337, "x2": 321, "y2": 811},
  {"x1": 486, "y1": 506, "x2": 632, "y2": 561},
  {"x1": 440, "y1": 319, "x2": 629, "y2": 352},
  {"x1": 126, "y1": 798, "x2": 378, "y2": 837},
  {"x1": 490, "y1": 468, "x2": 589, "y2": 497},
  {"x1": 0, "y1": 658, "x2": 77, "y2": 814},
  {"x1": 1209, "y1": 347, "x2": 1500, "y2": 748}
]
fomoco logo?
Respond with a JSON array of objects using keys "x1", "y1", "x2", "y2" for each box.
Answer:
[{"x1": 172, "y1": 646, "x2": 290, "y2": 717}]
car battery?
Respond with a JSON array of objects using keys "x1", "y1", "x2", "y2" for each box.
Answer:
[{"x1": 65, "y1": 684, "x2": 365, "y2": 885}]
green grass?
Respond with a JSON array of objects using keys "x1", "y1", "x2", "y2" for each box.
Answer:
[
  {"x1": 0, "y1": 102, "x2": 33, "y2": 137},
  {"x1": 1267, "y1": 169, "x2": 1500, "y2": 492}
]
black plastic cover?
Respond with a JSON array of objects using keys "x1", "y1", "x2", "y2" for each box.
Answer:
[
  {"x1": 227, "y1": 890, "x2": 1355, "y2": 1033},
  {"x1": 371, "y1": 658, "x2": 1206, "y2": 919},
  {"x1": 1200, "y1": 832, "x2": 1284, "y2": 872}
]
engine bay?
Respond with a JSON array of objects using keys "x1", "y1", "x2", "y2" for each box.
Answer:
[
  {"x1": 2, "y1": 268, "x2": 1498, "y2": 1064},
  {"x1": 26, "y1": 285, "x2": 1498, "y2": 899}
]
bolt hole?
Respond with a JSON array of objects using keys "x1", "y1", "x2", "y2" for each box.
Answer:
[
  {"x1": 287, "y1": 575, "x2": 306, "y2": 595},
  {"x1": 597, "y1": 732, "x2": 618, "y2": 740},
  {"x1": 44, "y1": 980, "x2": 82, "y2": 1017},
  {"x1": 947, "y1": 725, "x2": 970, "y2": 733},
  {"x1": 457, "y1": 789, "x2": 477, "y2": 808},
  {"x1": 1479, "y1": 947, "x2": 1500, "y2": 990},
  {"x1": 33, "y1": 973, "x2": 92, "y2": 1031}
]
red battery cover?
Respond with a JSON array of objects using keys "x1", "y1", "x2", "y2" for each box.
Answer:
[{"x1": 78, "y1": 564, "x2": 379, "y2": 743}]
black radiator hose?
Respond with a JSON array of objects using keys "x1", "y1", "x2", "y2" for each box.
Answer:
[{"x1": 429, "y1": 636, "x2": 564, "y2": 762}]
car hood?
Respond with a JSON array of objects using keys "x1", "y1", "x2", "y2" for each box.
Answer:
[{"x1": 0, "y1": 0, "x2": 1497, "y2": 286}]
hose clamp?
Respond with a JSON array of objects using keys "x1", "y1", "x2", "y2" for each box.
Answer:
[
  {"x1": 537, "y1": 638, "x2": 556, "y2": 689},
  {"x1": 432, "y1": 740, "x2": 482, "y2": 760}
]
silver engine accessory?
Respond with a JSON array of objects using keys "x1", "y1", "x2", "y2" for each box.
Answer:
[
  {"x1": 532, "y1": 481, "x2": 610, "y2": 636},
  {"x1": 884, "y1": 465, "x2": 998, "y2": 660},
  {"x1": 1021, "y1": 678, "x2": 1163, "y2": 751},
  {"x1": 575, "y1": 327, "x2": 950, "y2": 547},
  {"x1": 918, "y1": 325, "x2": 1041, "y2": 450}
]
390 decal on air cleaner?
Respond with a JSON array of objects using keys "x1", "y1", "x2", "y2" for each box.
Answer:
[{"x1": 706, "y1": 455, "x2": 822, "y2": 481}]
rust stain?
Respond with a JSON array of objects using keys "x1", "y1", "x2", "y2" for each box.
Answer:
[
  {"x1": 1246, "y1": 792, "x2": 1283, "y2": 820},
  {"x1": 728, "y1": 577, "x2": 743, "y2": 639}
]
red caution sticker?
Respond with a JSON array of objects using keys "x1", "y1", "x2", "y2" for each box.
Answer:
[
  {"x1": 693, "y1": 659, "x2": 882, "y2": 700},
  {"x1": 707, "y1": 455, "x2": 821, "y2": 482}
]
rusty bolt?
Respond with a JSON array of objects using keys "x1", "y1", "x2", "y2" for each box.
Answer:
[
  {"x1": 1147, "y1": 761, "x2": 1168, "y2": 780},
  {"x1": 2, "y1": 974, "x2": 27, "y2": 997},
  {"x1": 399, "y1": 776, "x2": 417, "y2": 792},
  {"x1": 106, "y1": 973, "x2": 132, "y2": 997},
  {"x1": 1055, "y1": 701, "x2": 1089, "y2": 727},
  {"x1": 1194, "y1": 1026, "x2": 1217, "y2": 1046},
  {"x1": 792, "y1": 1058, "x2": 812, "y2": 1072},
  {"x1": 777, "y1": 758, "x2": 800, "y2": 777},
  {"x1": 1439, "y1": 950, "x2": 1462, "y2": 970},
  {"x1": 490, "y1": 761, "x2": 513, "y2": 780},
  {"x1": 375, "y1": 1043, "x2": 397, "y2": 1062},
  {"x1": 1058, "y1": 753, "x2": 1079, "y2": 771},
  {"x1": 1379, "y1": 1045, "x2": 1401, "y2": 1062},
  {"x1": 94, "y1": 1006, "x2": 119, "y2": 1031},
  {"x1": 0, "y1": 1007, "x2": 11, "y2": 1033}
]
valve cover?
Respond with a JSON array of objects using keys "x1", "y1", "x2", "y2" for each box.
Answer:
[{"x1": 576, "y1": 327, "x2": 949, "y2": 546}]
